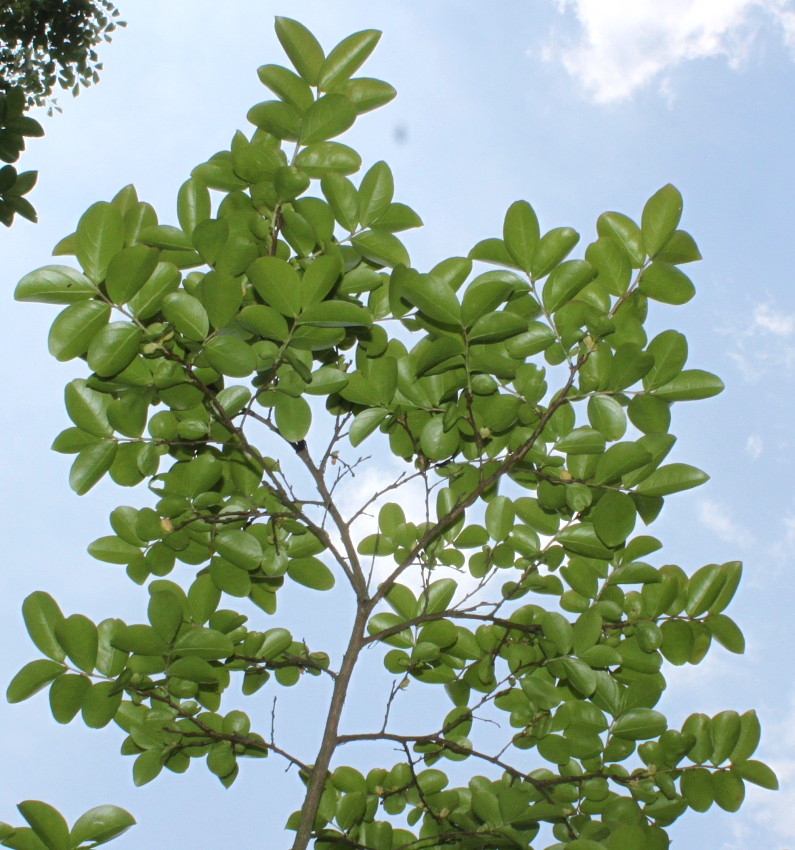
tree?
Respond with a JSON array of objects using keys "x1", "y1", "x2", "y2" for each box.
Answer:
[
  {"x1": 0, "y1": 0, "x2": 124, "y2": 227},
  {"x1": 0, "y1": 0, "x2": 123, "y2": 109},
  {"x1": 3, "y1": 16, "x2": 777, "y2": 850}
]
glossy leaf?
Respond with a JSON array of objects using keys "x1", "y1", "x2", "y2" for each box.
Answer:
[
  {"x1": 16, "y1": 802, "x2": 69, "y2": 850},
  {"x1": 7, "y1": 660, "x2": 64, "y2": 703},
  {"x1": 274, "y1": 17, "x2": 325, "y2": 84},
  {"x1": 70, "y1": 806, "x2": 136, "y2": 848},
  {"x1": 642, "y1": 184, "x2": 683, "y2": 257},
  {"x1": 15, "y1": 265, "x2": 96, "y2": 304},
  {"x1": 318, "y1": 29, "x2": 381, "y2": 90},
  {"x1": 48, "y1": 301, "x2": 110, "y2": 362},
  {"x1": 76, "y1": 202, "x2": 124, "y2": 283}
]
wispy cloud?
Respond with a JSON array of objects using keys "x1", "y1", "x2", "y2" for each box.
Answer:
[
  {"x1": 723, "y1": 298, "x2": 795, "y2": 380},
  {"x1": 745, "y1": 434, "x2": 764, "y2": 458},
  {"x1": 697, "y1": 498, "x2": 755, "y2": 546},
  {"x1": 545, "y1": 0, "x2": 795, "y2": 103}
]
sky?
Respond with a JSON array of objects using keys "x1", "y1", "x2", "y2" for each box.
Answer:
[{"x1": 1, "y1": 1, "x2": 794, "y2": 848}]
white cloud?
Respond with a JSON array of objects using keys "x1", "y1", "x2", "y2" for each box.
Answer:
[
  {"x1": 746, "y1": 434, "x2": 764, "y2": 458},
  {"x1": 752, "y1": 302, "x2": 795, "y2": 336},
  {"x1": 697, "y1": 498, "x2": 755, "y2": 546},
  {"x1": 722, "y1": 298, "x2": 795, "y2": 380},
  {"x1": 546, "y1": 0, "x2": 795, "y2": 102}
]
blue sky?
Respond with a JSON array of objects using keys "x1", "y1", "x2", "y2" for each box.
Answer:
[{"x1": 1, "y1": 1, "x2": 794, "y2": 848}]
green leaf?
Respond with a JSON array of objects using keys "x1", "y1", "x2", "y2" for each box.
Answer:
[
  {"x1": 705, "y1": 614, "x2": 744, "y2": 654},
  {"x1": 70, "y1": 441, "x2": 117, "y2": 494},
  {"x1": 594, "y1": 442, "x2": 651, "y2": 485},
  {"x1": 301, "y1": 94, "x2": 356, "y2": 144},
  {"x1": 81, "y1": 680, "x2": 122, "y2": 728},
  {"x1": 349, "y1": 408, "x2": 388, "y2": 446},
  {"x1": 173, "y1": 628, "x2": 233, "y2": 659},
  {"x1": 338, "y1": 77, "x2": 396, "y2": 114},
  {"x1": 732, "y1": 760, "x2": 778, "y2": 790},
  {"x1": 246, "y1": 100, "x2": 301, "y2": 141},
  {"x1": 321, "y1": 174, "x2": 358, "y2": 230},
  {"x1": 48, "y1": 300, "x2": 110, "y2": 362},
  {"x1": 642, "y1": 184, "x2": 683, "y2": 257},
  {"x1": 287, "y1": 557, "x2": 335, "y2": 590},
  {"x1": 638, "y1": 262, "x2": 695, "y2": 305},
  {"x1": 592, "y1": 491, "x2": 636, "y2": 548},
  {"x1": 612, "y1": 708, "x2": 667, "y2": 740},
  {"x1": 274, "y1": 394, "x2": 312, "y2": 442},
  {"x1": 318, "y1": 29, "x2": 381, "y2": 90},
  {"x1": 730, "y1": 711, "x2": 761, "y2": 763},
  {"x1": 133, "y1": 750, "x2": 163, "y2": 787},
  {"x1": 177, "y1": 178, "x2": 211, "y2": 237},
  {"x1": 295, "y1": 142, "x2": 361, "y2": 177},
  {"x1": 275, "y1": 17, "x2": 325, "y2": 85},
  {"x1": 16, "y1": 802, "x2": 69, "y2": 850},
  {"x1": 215, "y1": 530, "x2": 263, "y2": 571},
  {"x1": 419, "y1": 417, "x2": 459, "y2": 461},
  {"x1": 202, "y1": 336, "x2": 255, "y2": 377},
  {"x1": 76, "y1": 201, "x2": 124, "y2": 283},
  {"x1": 358, "y1": 161, "x2": 394, "y2": 226},
  {"x1": 400, "y1": 272, "x2": 459, "y2": 324},
  {"x1": 352, "y1": 229, "x2": 409, "y2": 269},
  {"x1": 198, "y1": 270, "x2": 244, "y2": 328},
  {"x1": 49, "y1": 673, "x2": 89, "y2": 723},
  {"x1": 540, "y1": 611, "x2": 573, "y2": 654},
  {"x1": 636, "y1": 463, "x2": 708, "y2": 497},
  {"x1": 22, "y1": 592, "x2": 65, "y2": 662},
  {"x1": 70, "y1": 806, "x2": 136, "y2": 848},
  {"x1": 105, "y1": 245, "x2": 159, "y2": 305},
  {"x1": 138, "y1": 224, "x2": 192, "y2": 251},
  {"x1": 685, "y1": 563, "x2": 724, "y2": 617},
  {"x1": 541, "y1": 259, "x2": 597, "y2": 313},
  {"x1": 248, "y1": 256, "x2": 301, "y2": 317},
  {"x1": 300, "y1": 255, "x2": 343, "y2": 306},
  {"x1": 653, "y1": 369, "x2": 724, "y2": 401},
  {"x1": 713, "y1": 771, "x2": 744, "y2": 812},
  {"x1": 374, "y1": 201, "x2": 422, "y2": 232},
  {"x1": 503, "y1": 201, "x2": 539, "y2": 271},
  {"x1": 7, "y1": 660, "x2": 64, "y2": 703},
  {"x1": 596, "y1": 211, "x2": 644, "y2": 267},
  {"x1": 54, "y1": 614, "x2": 97, "y2": 673},
  {"x1": 299, "y1": 301, "x2": 371, "y2": 328},
  {"x1": 65, "y1": 379, "x2": 111, "y2": 437},
  {"x1": 87, "y1": 322, "x2": 142, "y2": 377},
  {"x1": 485, "y1": 495, "x2": 515, "y2": 541},
  {"x1": 87, "y1": 536, "x2": 141, "y2": 565},
  {"x1": 532, "y1": 227, "x2": 580, "y2": 278},
  {"x1": 419, "y1": 579, "x2": 457, "y2": 614},
  {"x1": 557, "y1": 524, "x2": 614, "y2": 560},
  {"x1": 15, "y1": 265, "x2": 96, "y2": 304},
  {"x1": 587, "y1": 395, "x2": 626, "y2": 441},
  {"x1": 657, "y1": 229, "x2": 702, "y2": 264},
  {"x1": 468, "y1": 311, "x2": 526, "y2": 344},
  {"x1": 554, "y1": 427, "x2": 605, "y2": 455},
  {"x1": 644, "y1": 329, "x2": 688, "y2": 389},
  {"x1": 162, "y1": 291, "x2": 209, "y2": 341},
  {"x1": 505, "y1": 322, "x2": 556, "y2": 358},
  {"x1": 680, "y1": 767, "x2": 714, "y2": 812},
  {"x1": 257, "y1": 64, "x2": 313, "y2": 110},
  {"x1": 127, "y1": 261, "x2": 180, "y2": 320},
  {"x1": 712, "y1": 710, "x2": 741, "y2": 764}
]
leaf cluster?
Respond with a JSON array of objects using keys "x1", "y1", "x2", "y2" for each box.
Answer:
[
  {"x1": 0, "y1": 0, "x2": 124, "y2": 110},
  {"x1": 0, "y1": 86, "x2": 41, "y2": 225},
  {"x1": 7, "y1": 16, "x2": 775, "y2": 850}
]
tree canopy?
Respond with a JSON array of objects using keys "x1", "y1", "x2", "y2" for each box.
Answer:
[
  {"x1": 2, "y1": 16, "x2": 777, "y2": 850},
  {"x1": 0, "y1": 0, "x2": 123, "y2": 109}
]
